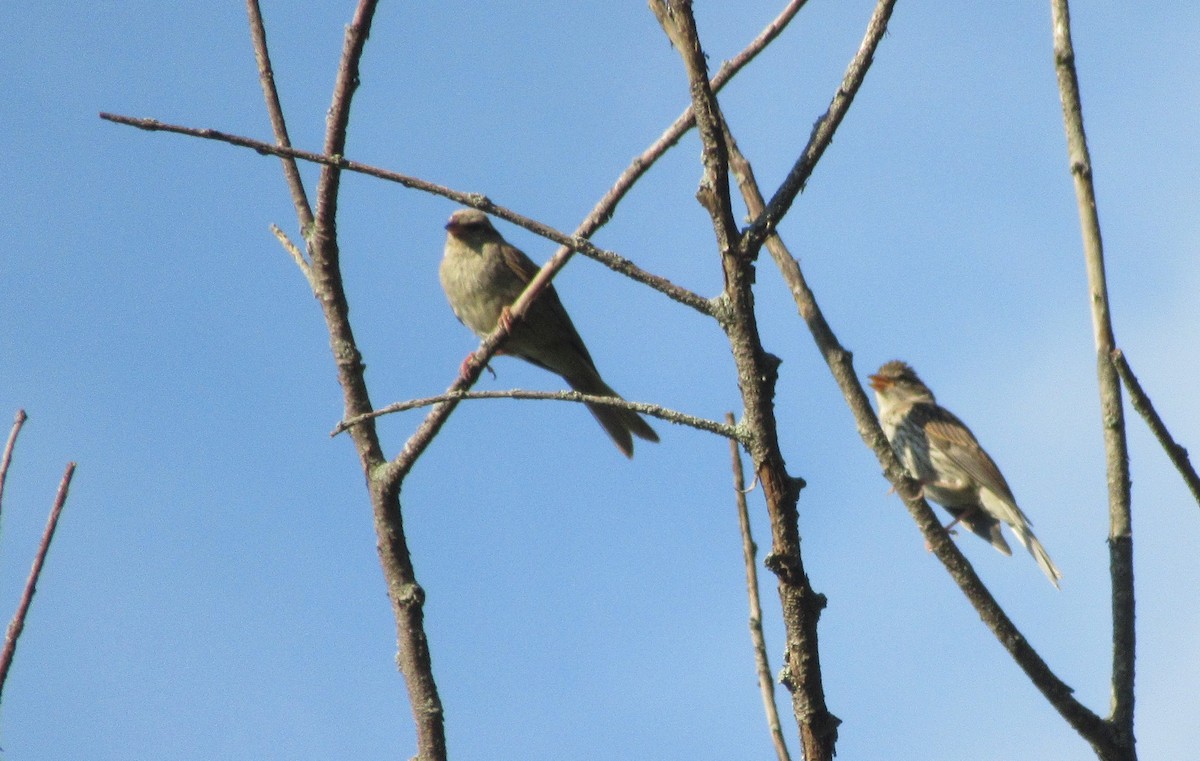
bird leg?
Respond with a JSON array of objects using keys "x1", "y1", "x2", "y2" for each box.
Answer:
[{"x1": 942, "y1": 505, "x2": 988, "y2": 537}]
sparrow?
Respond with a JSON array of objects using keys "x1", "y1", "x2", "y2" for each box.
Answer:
[
  {"x1": 439, "y1": 208, "x2": 659, "y2": 457},
  {"x1": 869, "y1": 360, "x2": 1062, "y2": 588}
]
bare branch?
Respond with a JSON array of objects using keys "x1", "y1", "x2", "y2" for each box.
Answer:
[
  {"x1": 0, "y1": 409, "x2": 28, "y2": 520},
  {"x1": 727, "y1": 124, "x2": 1119, "y2": 753},
  {"x1": 1051, "y1": 0, "x2": 1135, "y2": 752},
  {"x1": 105, "y1": 0, "x2": 816, "y2": 500},
  {"x1": 649, "y1": 1, "x2": 739, "y2": 253},
  {"x1": 97, "y1": 114, "x2": 711, "y2": 315},
  {"x1": 589, "y1": 0, "x2": 809, "y2": 233},
  {"x1": 377, "y1": 0, "x2": 811, "y2": 485},
  {"x1": 1112, "y1": 349, "x2": 1200, "y2": 509},
  {"x1": 246, "y1": 0, "x2": 314, "y2": 234},
  {"x1": 727, "y1": 413, "x2": 792, "y2": 761},
  {"x1": 334, "y1": 389, "x2": 736, "y2": 440},
  {"x1": 0, "y1": 462, "x2": 76, "y2": 700},
  {"x1": 741, "y1": 0, "x2": 897, "y2": 257},
  {"x1": 270, "y1": 223, "x2": 314, "y2": 288},
  {"x1": 267, "y1": 3, "x2": 445, "y2": 759},
  {"x1": 651, "y1": 3, "x2": 844, "y2": 758},
  {"x1": 313, "y1": 0, "x2": 377, "y2": 234}
]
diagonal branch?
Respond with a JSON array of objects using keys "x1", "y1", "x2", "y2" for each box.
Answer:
[
  {"x1": 740, "y1": 0, "x2": 896, "y2": 258},
  {"x1": 0, "y1": 462, "x2": 76, "y2": 701},
  {"x1": 725, "y1": 125, "x2": 1120, "y2": 757},
  {"x1": 1051, "y1": 1, "x2": 1135, "y2": 754},
  {"x1": 1111, "y1": 349, "x2": 1200, "y2": 509},
  {"x1": 374, "y1": 0, "x2": 817, "y2": 485},
  {"x1": 246, "y1": 0, "x2": 314, "y2": 235},
  {"x1": 727, "y1": 413, "x2": 793, "y2": 761},
  {"x1": 592, "y1": 0, "x2": 809, "y2": 235},
  {"x1": 97, "y1": 114, "x2": 710, "y2": 315}
]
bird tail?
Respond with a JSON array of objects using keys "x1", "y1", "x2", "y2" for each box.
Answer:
[
  {"x1": 564, "y1": 370, "x2": 659, "y2": 458},
  {"x1": 1009, "y1": 526, "x2": 1063, "y2": 589},
  {"x1": 979, "y1": 490, "x2": 1062, "y2": 588}
]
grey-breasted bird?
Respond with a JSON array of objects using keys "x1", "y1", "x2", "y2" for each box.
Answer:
[
  {"x1": 869, "y1": 360, "x2": 1062, "y2": 588},
  {"x1": 439, "y1": 208, "x2": 659, "y2": 457}
]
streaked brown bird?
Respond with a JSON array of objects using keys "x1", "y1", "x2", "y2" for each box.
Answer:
[
  {"x1": 439, "y1": 208, "x2": 659, "y2": 457},
  {"x1": 869, "y1": 360, "x2": 1062, "y2": 588}
]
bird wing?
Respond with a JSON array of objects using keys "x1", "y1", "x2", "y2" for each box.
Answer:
[
  {"x1": 918, "y1": 405, "x2": 1019, "y2": 506},
  {"x1": 498, "y1": 241, "x2": 598, "y2": 373},
  {"x1": 498, "y1": 239, "x2": 542, "y2": 286}
]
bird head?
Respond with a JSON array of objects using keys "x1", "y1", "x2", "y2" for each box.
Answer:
[
  {"x1": 445, "y1": 208, "x2": 498, "y2": 244},
  {"x1": 869, "y1": 360, "x2": 936, "y2": 404}
]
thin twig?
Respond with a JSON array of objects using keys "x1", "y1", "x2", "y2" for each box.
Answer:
[
  {"x1": 727, "y1": 413, "x2": 792, "y2": 761},
  {"x1": 583, "y1": 0, "x2": 809, "y2": 234},
  {"x1": 1051, "y1": 1, "x2": 1135, "y2": 756},
  {"x1": 1112, "y1": 349, "x2": 1200, "y2": 509},
  {"x1": 98, "y1": 113, "x2": 711, "y2": 316},
  {"x1": 246, "y1": 0, "x2": 314, "y2": 234},
  {"x1": 0, "y1": 462, "x2": 76, "y2": 701},
  {"x1": 741, "y1": 0, "x2": 897, "y2": 257},
  {"x1": 0, "y1": 409, "x2": 28, "y2": 522},
  {"x1": 270, "y1": 224, "x2": 313, "y2": 288},
  {"x1": 334, "y1": 390, "x2": 736, "y2": 440}
]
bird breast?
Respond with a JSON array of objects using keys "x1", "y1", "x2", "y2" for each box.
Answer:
[{"x1": 440, "y1": 244, "x2": 523, "y2": 336}]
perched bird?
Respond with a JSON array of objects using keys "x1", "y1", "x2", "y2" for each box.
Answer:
[
  {"x1": 869, "y1": 360, "x2": 1062, "y2": 588},
  {"x1": 440, "y1": 208, "x2": 659, "y2": 457}
]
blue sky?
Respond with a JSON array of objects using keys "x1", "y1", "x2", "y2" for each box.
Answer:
[{"x1": 2, "y1": 2, "x2": 1198, "y2": 759}]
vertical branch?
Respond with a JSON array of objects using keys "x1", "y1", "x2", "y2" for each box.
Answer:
[
  {"x1": 728, "y1": 414, "x2": 793, "y2": 761},
  {"x1": 0, "y1": 462, "x2": 76, "y2": 700},
  {"x1": 1051, "y1": 0, "x2": 1135, "y2": 750},
  {"x1": 248, "y1": 2, "x2": 445, "y2": 758},
  {"x1": 647, "y1": 1, "x2": 739, "y2": 248},
  {"x1": 649, "y1": 4, "x2": 839, "y2": 759}
]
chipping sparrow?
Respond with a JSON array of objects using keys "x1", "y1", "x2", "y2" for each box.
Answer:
[
  {"x1": 440, "y1": 209, "x2": 659, "y2": 457},
  {"x1": 869, "y1": 360, "x2": 1062, "y2": 588}
]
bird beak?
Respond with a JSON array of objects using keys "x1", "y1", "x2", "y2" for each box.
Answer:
[{"x1": 867, "y1": 374, "x2": 888, "y2": 391}]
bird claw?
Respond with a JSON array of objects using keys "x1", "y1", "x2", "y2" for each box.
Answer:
[
  {"x1": 498, "y1": 306, "x2": 516, "y2": 334},
  {"x1": 457, "y1": 355, "x2": 474, "y2": 381}
]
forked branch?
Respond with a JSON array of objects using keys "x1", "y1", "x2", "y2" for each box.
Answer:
[{"x1": 1052, "y1": 0, "x2": 1135, "y2": 755}]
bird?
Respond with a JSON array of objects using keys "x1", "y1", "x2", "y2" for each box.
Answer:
[
  {"x1": 869, "y1": 360, "x2": 1062, "y2": 588},
  {"x1": 439, "y1": 208, "x2": 659, "y2": 457}
]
